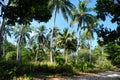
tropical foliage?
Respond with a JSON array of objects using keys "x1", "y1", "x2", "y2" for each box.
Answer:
[{"x1": 0, "y1": 0, "x2": 119, "y2": 79}]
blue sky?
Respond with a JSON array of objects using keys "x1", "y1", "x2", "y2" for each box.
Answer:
[
  {"x1": 31, "y1": 0, "x2": 117, "y2": 49},
  {"x1": 8, "y1": 0, "x2": 117, "y2": 48}
]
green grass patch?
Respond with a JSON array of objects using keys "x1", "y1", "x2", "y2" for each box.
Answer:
[{"x1": 0, "y1": 60, "x2": 75, "y2": 80}]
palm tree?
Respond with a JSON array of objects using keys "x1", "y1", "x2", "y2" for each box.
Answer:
[
  {"x1": 48, "y1": 27, "x2": 60, "y2": 62},
  {"x1": 49, "y1": 0, "x2": 75, "y2": 63},
  {"x1": 82, "y1": 23, "x2": 96, "y2": 62},
  {"x1": 0, "y1": 0, "x2": 9, "y2": 46},
  {"x1": 14, "y1": 24, "x2": 31, "y2": 61},
  {"x1": 34, "y1": 25, "x2": 47, "y2": 61},
  {"x1": 56, "y1": 28, "x2": 77, "y2": 63},
  {"x1": 2, "y1": 25, "x2": 12, "y2": 57},
  {"x1": 70, "y1": 0, "x2": 97, "y2": 63},
  {"x1": 29, "y1": 25, "x2": 47, "y2": 62}
]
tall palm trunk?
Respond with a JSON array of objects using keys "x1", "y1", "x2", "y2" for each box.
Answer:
[
  {"x1": 35, "y1": 47, "x2": 38, "y2": 62},
  {"x1": 64, "y1": 44, "x2": 68, "y2": 64},
  {"x1": 35, "y1": 45, "x2": 40, "y2": 62},
  {"x1": 64, "y1": 46, "x2": 67, "y2": 63},
  {"x1": 50, "y1": 8, "x2": 57, "y2": 63},
  {"x1": 101, "y1": 46, "x2": 104, "y2": 63},
  {"x1": 3, "y1": 39, "x2": 5, "y2": 56},
  {"x1": 0, "y1": 17, "x2": 5, "y2": 52},
  {"x1": 2, "y1": 34, "x2": 6, "y2": 57},
  {"x1": 17, "y1": 40, "x2": 20, "y2": 61},
  {"x1": 89, "y1": 40, "x2": 92, "y2": 63},
  {"x1": 17, "y1": 38, "x2": 21, "y2": 61},
  {"x1": 65, "y1": 51, "x2": 68, "y2": 64},
  {"x1": 76, "y1": 31, "x2": 81, "y2": 63},
  {"x1": 75, "y1": 40, "x2": 79, "y2": 63}
]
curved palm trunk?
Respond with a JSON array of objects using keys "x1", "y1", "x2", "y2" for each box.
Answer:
[
  {"x1": 3, "y1": 39, "x2": 5, "y2": 56},
  {"x1": 50, "y1": 8, "x2": 57, "y2": 63},
  {"x1": 0, "y1": 17, "x2": 5, "y2": 53}
]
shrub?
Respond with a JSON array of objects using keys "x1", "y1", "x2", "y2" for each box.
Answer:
[
  {"x1": 55, "y1": 56, "x2": 65, "y2": 65},
  {"x1": 95, "y1": 58, "x2": 114, "y2": 72},
  {"x1": 114, "y1": 55, "x2": 120, "y2": 65},
  {"x1": 0, "y1": 61, "x2": 75, "y2": 79},
  {"x1": 72, "y1": 61, "x2": 94, "y2": 72},
  {"x1": 13, "y1": 74, "x2": 33, "y2": 80},
  {"x1": 5, "y1": 51, "x2": 16, "y2": 60}
]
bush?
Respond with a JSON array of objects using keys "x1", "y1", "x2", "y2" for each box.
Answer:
[
  {"x1": 55, "y1": 64, "x2": 73, "y2": 74},
  {"x1": 5, "y1": 51, "x2": 16, "y2": 60},
  {"x1": 0, "y1": 61, "x2": 75, "y2": 79},
  {"x1": 114, "y1": 55, "x2": 120, "y2": 65},
  {"x1": 95, "y1": 58, "x2": 114, "y2": 72},
  {"x1": 55, "y1": 56, "x2": 65, "y2": 65},
  {"x1": 73, "y1": 61, "x2": 94, "y2": 72},
  {"x1": 13, "y1": 74, "x2": 33, "y2": 80}
]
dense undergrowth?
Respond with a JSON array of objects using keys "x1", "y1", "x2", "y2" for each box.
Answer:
[
  {"x1": 0, "y1": 60, "x2": 115, "y2": 80},
  {"x1": 0, "y1": 61, "x2": 75, "y2": 80}
]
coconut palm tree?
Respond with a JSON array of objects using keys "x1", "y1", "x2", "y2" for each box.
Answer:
[
  {"x1": 13, "y1": 24, "x2": 31, "y2": 61},
  {"x1": 30, "y1": 25, "x2": 47, "y2": 61},
  {"x1": 82, "y1": 23, "x2": 96, "y2": 62},
  {"x1": 0, "y1": 0, "x2": 8, "y2": 47},
  {"x1": 70, "y1": 0, "x2": 97, "y2": 63},
  {"x1": 2, "y1": 25, "x2": 12, "y2": 57},
  {"x1": 49, "y1": 0, "x2": 75, "y2": 63},
  {"x1": 56, "y1": 28, "x2": 77, "y2": 63},
  {"x1": 48, "y1": 27, "x2": 60, "y2": 62}
]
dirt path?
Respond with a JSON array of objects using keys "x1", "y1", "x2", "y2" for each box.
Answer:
[
  {"x1": 33, "y1": 71, "x2": 120, "y2": 80},
  {"x1": 99, "y1": 71, "x2": 120, "y2": 78}
]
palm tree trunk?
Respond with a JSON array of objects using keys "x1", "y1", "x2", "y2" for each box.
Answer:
[
  {"x1": 64, "y1": 48, "x2": 67, "y2": 64},
  {"x1": 0, "y1": 17, "x2": 5, "y2": 53},
  {"x1": 64, "y1": 45, "x2": 68, "y2": 64},
  {"x1": 35, "y1": 46, "x2": 39, "y2": 62},
  {"x1": 17, "y1": 39, "x2": 20, "y2": 61},
  {"x1": 35, "y1": 52, "x2": 38, "y2": 62},
  {"x1": 3, "y1": 39, "x2": 5, "y2": 56},
  {"x1": 76, "y1": 31, "x2": 81, "y2": 63},
  {"x1": 17, "y1": 42, "x2": 19, "y2": 61},
  {"x1": 75, "y1": 52, "x2": 78, "y2": 63},
  {"x1": 65, "y1": 53, "x2": 68, "y2": 64},
  {"x1": 75, "y1": 42, "x2": 79, "y2": 63},
  {"x1": 101, "y1": 46, "x2": 104, "y2": 64},
  {"x1": 89, "y1": 40, "x2": 92, "y2": 63},
  {"x1": 50, "y1": 8, "x2": 57, "y2": 63},
  {"x1": 2, "y1": 35, "x2": 6, "y2": 57}
]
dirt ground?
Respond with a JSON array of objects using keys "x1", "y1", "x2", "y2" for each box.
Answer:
[{"x1": 33, "y1": 71, "x2": 120, "y2": 80}]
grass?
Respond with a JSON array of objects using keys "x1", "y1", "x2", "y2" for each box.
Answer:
[
  {"x1": 0, "y1": 60, "x2": 76, "y2": 80},
  {"x1": 0, "y1": 60, "x2": 116, "y2": 80}
]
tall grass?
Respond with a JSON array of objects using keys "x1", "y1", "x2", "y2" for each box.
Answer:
[{"x1": 0, "y1": 60, "x2": 75, "y2": 80}]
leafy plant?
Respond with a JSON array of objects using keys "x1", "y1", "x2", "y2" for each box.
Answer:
[{"x1": 55, "y1": 56, "x2": 65, "y2": 65}]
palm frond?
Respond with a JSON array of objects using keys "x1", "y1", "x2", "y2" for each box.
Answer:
[{"x1": 61, "y1": 5, "x2": 68, "y2": 21}]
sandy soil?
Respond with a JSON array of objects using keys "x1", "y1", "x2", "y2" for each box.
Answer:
[{"x1": 33, "y1": 71, "x2": 120, "y2": 80}]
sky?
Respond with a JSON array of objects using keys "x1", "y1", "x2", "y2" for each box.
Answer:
[
  {"x1": 30, "y1": 0, "x2": 117, "y2": 49},
  {"x1": 7, "y1": 0, "x2": 117, "y2": 49}
]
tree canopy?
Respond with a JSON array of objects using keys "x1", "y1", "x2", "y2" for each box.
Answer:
[
  {"x1": 96, "y1": 0, "x2": 120, "y2": 25},
  {"x1": 0, "y1": 0, "x2": 52, "y2": 25},
  {"x1": 95, "y1": 0, "x2": 120, "y2": 45}
]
